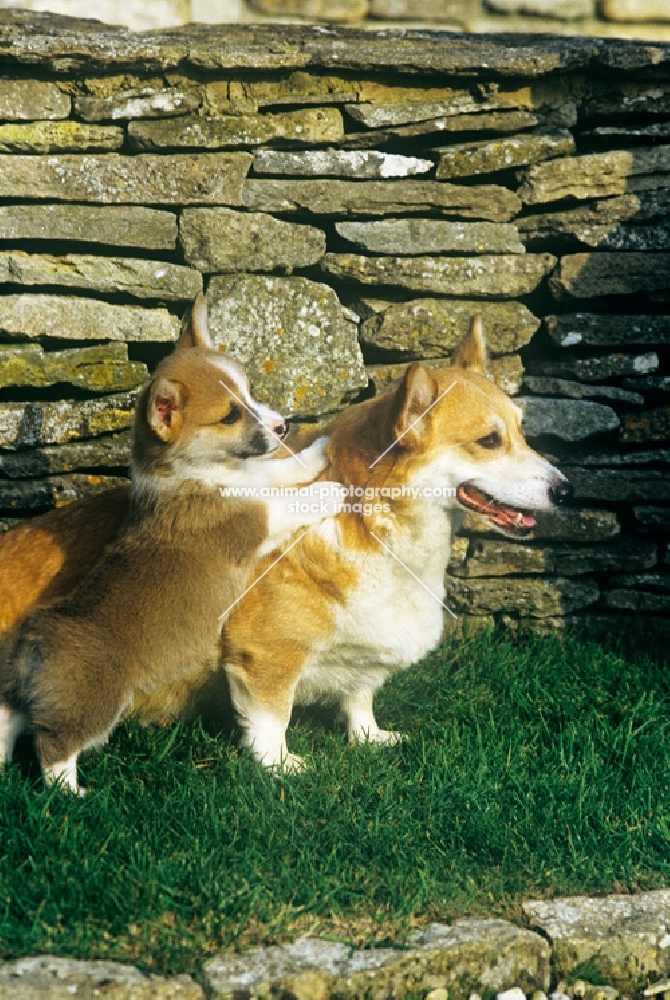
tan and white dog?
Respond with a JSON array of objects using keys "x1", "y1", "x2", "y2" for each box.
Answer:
[
  {"x1": 0, "y1": 316, "x2": 572, "y2": 775},
  {"x1": 0, "y1": 295, "x2": 338, "y2": 792}
]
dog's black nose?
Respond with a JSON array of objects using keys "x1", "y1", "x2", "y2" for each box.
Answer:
[
  {"x1": 550, "y1": 480, "x2": 574, "y2": 505},
  {"x1": 273, "y1": 419, "x2": 287, "y2": 440}
]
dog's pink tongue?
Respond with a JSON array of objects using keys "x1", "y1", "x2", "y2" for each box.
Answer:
[{"x1": 494, "y1": 505, "x2": 536, "y2": 530}]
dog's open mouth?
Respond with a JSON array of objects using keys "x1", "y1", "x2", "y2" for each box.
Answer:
[{"x1": 457, "y1": 484, "x2": 536, "y2": 538}]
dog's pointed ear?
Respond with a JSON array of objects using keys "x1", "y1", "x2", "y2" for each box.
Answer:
[
  {"x1": 392, "y1": 362, "x2": 437, "y2": 446},
  {"x1": 176, "y1": 292, "x2": 212, "y2": 351},
  {"x1": 450, "y1": 314, "x2": 487, "y2": 373},
  {"x1": 147, "y1": 377, "x2": 187, "y2": 443}
]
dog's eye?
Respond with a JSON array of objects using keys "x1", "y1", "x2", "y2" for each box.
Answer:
[
  {"x1": 477, "y1": 431, "x2": 502, "y2": 449},
  {"x1": 220, "y1": 405, "x2": 241, "y2": 425}
]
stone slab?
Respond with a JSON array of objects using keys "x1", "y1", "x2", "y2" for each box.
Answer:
[
  {"x1": 366, "y1": 355, "x2": 524, "y2": 397},
  {"x1": 204, "y1": 919, "x2": 550, "y2": 999},
  {"x1": 522, "y1": 377, "x2": 644, "y2": 405},
  {"x1": 128, "y1": 108, "x2": 344, "y2": 150},
  {"x1": 253, "y1": 149, "x2": 433, "y2": 178},
  {"x1": 519, "y1": 398, "x2": 620, "y2": 441},
  {"x1": 621, "y1": 406, "x2": 670, "y2": 442},
  {"x1": 483, "y1": 507, "x2": 620, "y2": 543},
  {"x1": 0, "y1": 392, "x2": 138, "y2": 449},
  {"x1": 359, "y1": 299, "x2": 539, "y2": 357},
  {"x1": 609, "y1": 572, "x2": 670, "y2": 590},
  {"x1": 623, "y1": 375, "x2": 670, "y2": 393},
  {"x1": 0, "y1": 252, "x2": 202, "y2": 300},
  {"x1": 583, "y1": 82, "x2": 670, "y2": 118},
  {"x1": 207, "y1": 275, "x2": 366, "y2": 417},
  {"x1": 0, "y1": 152, "x2": 252, "y2": 205},
  {"x1": 522, "y1": 889, "x2": 670, "y2": 993},
  {"x1": 453, "y1": 537, "x2": 655, "y2": 577},
  {"x1": 545, "y1": 314, "x2": 670, "y2": 348},
  {"x1": 341, "y1": 110, "x2": 541, "y2": 147},
  {"x1": 76, "y1": 86, "x2": 201, "y2": 121},
  {"x1": 519, "y1": 147, "x2": 670, "y2": 206},
  {"x1": 484, "y1": 0, "x2": 593, "y2": 16},
  {"x1": 232, "y1": 72, "x2": 358, "y2": 107},
  {"x1": 0, "y1": 121, "x2": 123, "y2": 153},
  {"x1": 320, "y1": 253, "x2": 555, "y2": 296},
  {"x1": 634, "y1": 507, "x2": 670, "y2": 528},
  {"x1": 0, "y1": 955, "x2": 203, "y2": 998},
  {"x1": 0, "y1": 343, "x2": 147, "y2": 392},
  {"x1": 0, "y1": 432, "x2": 132, "y2": 477},
  {"x1": 534, "y1": 352, "x2": 659, "y2": 382},
  {"x1": 445, "y1": 575, "x2": 599, "y2": 617},
  {"x1": 603, "y1": 588, "x2": 670, "y2": 611},
  {"x1": 601, "y1": 0, "x2": 670, "y2": 21},
  {"x1": 550, "y1": 253, "x2": 670, "y2": 299},
  {"x1": 0, "y1": 205, "x2": 177, "y2": 249},
  {"x1": 561, "y1": 468, "x2": 670, "y2": 501},
  {"x1": 345, "y1": 96, "x2": 536, "y2": 128},
  {"x1": 370, "y1": 0, "x2": 469, "y2": 18},
  {"x1": 0, "y1": 78, "x2": 69, "y2": 120},
  {"x1": 248, "y1": 0, "x2": 369, "y2": 18},
  {"x1": 584, "y1": 123, "x2": 670, "y2": 143},
  {"x1": 180, "y1": 208, "x2": 325, "y2": 272},
  {"x1": 517, "y1": 194, "x2": 670, "y2": 249},
  {"x1": 335, "y1": 220, "x2": 525, "y2": 255},
  {"x1": 0, "y1": 296, "x2": 180, "y2": 342},
  {"x1": 242, "y1": 179, "x2": 521, "y2": 222},
  {"x1": 434, "y1": 132, "x2": 575, "y2": 180}
]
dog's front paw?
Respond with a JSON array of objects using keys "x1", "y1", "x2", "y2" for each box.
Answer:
[
  {"x1": 276, "y1": 752, "x2": 307, "y2": 774},
  {"x1": 351, "y1": 727, "x2": 403, "y2": 746},
  {"x1": 296, "y1": 436, "x2": 330, "y2": 481}
]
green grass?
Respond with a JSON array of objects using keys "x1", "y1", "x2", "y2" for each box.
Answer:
[{"x1": 1, "y1": 625, "x2": 669, "y2": 977}]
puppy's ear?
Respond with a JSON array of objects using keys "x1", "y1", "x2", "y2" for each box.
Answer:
[
  {"x1": 176, "y1": 292, "x2": 212, "y2": 351},
  {"x1": 450, "y1": 314, "x2": 487, "y2": 374},
  {"x1": 392, "y1": 362, "x2": 436, "y2": 447},
  {"x1": 147, "y1": 377, "x2": 187, "y2": 443}
]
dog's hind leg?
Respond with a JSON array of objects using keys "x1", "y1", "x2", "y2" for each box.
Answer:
[
  {"x1": 0, "y1": 704, "x2": 25, "y2": 764},
  {"x1": 41, "y1": 751, "x2": 81, "y2": 796}
]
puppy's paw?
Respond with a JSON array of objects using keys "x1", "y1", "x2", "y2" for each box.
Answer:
[
  {"x1": 278, "y1": 752, "x2": 307, "y2": 774},
  {"x1": 295, "y1": 436, "x2": 329, "y2": 481},
  {"x1": 351, "y1": 727, "x2": 403, "y2": 747}
]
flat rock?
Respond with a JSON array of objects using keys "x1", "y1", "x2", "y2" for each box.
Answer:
[
  {"x1": 359, "y1": 299, "x2": 539, "y2": 357},
  {"x1": 621, "y1": 406, "x2": 670, "y2": 442},
  {"x1": 207, "y1": 275, "x2": 366, "y2": 417},
  {"x1": 345, "y1": 95, "x2": 533, "y2": 128},
  {"x1": 0, "y1": 204, "x2": 177, "y2": 249},
  {"x1": 76, "y1": 86, "x2": 201, "y2": 121},
  {"x1": 342, "y1": 110, "x2": 541, "y2": 147},
  {"x1": 584, "y1": 123, "x2": 670, "y2": 143},
  {"x1": 369, "y1": 0, "x2": 470, "y2": 18},
  {"x1": 204, "y1": 919, "x2": 550, "y2": 998},
  {"x1": 603, "y1": 588, "x2": 670, "y2": 611},
  {"x1": 248, "y1": 0, "x2": 369, "y2": 18},
  {"x1": 525, "y1": 890, "x2": 670, "y2": 992},
  {"x1": 518, "y1": 147, "x2": 670, "y2": 206},
  {"x1": 0, "y1": 78, "x2": 69, "y2": 120},
  {"x1": 253, "y1": 149, "x2": 433, "y2": 179},
  {"x1": 583, "y1": 81, "x2": 670, "y2": 118},
  {"x1": 0, "y1": 296, "x2": 180, "y2": 342},
  {"x1": 0, "y1": 343, "x2": 147, "y2": 392},
  {"x1": 545, "y1": 313, "x2": 670, "y2": 348},
  {"x1": 335, "y1": 220, "x2": 525, "y2": 255},
  {"x1": 609, "y1": 572, "x2": 670, "y2": 590},
  {"x1": 434, "y1": 132, "x2": 574, "y2": 180},
  {"x1": 0, "y1": 432, "x2": 131, "y2": 477},
  {"x1": 180, "y1": 208, "x2": 325, "y2": 272},
  {"x1": 231, "y1": 71, "x2": 358, "y2": 107},
  {"x1": 0, "y1": 391, "x2": 138, "y2": 449},
  {"x1": 242, "y1": 179, "x2": 521, "y2": 222},
  {"x1": 0, "y1": 252, "x2": 202, "y2": 300},
  {"x1": 484, "y1": 0, "x2": 593, "y2": 16},
  {"x1": 634, "y1": 506, "x2": 670, "y2": 528},
  {"x1": 366, "y1": 355, "x2": 524, "y2": 397},
  {"x1": 0, "y1": 152, "x2": 252, "y2": 205},
  {"x1": 534, "y1": 352, "x2": 659, "y2": 382},
  {"x1": 517, "y1": 194, "x2": 670, "y2": 248},
  {"x1": 543, "y1": 446, "x2": 670, "y2": 466},
  {"x1": 601, "y1": 0, "x2": 670, "y2": 20},
  {"x1": 0, "y1": 122, "x2": 123, "y2": 153},
  {"x1": 519, "y1": 398, "x2": 620, "y2": 440},
  {"x1": 320, "y1": 253, "x2": 555, "y2": 296},
  {"x1": 522, "y1": 377, "x2": 644, "y2": 405},
  {"x1": 128, "y1": 108, "x2": 344, "y2": 150},
  {"x1": 453, "y1": 537, "x2": 655, "y2": 578},
  {"x1": 460, "y1": 507, "x2": 620, "y2": 542},
  {"x1": 560, "y1": 467, "x2": 670, "y2": 501},
  {"x1": 623, "y1": 375, "x2": 670, "y2": 392},
  {"x1": 0, "y1": 955, "x2": 202, "y2": 998},
  {"x1": 354, "y1": 78, "x2": 576, "y2": 111},
  {"x1": 550, "y1": 253, "x2": 670, "y2": 299},
  {"x1": 445, "y1": 575, "x2": 599, "y2": 617}
]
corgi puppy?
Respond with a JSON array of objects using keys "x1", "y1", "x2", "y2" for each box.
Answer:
[
  {"x1": 0, "y1": 294, "x2": 339, "y2": 793},
  {"x1": 213, "y1": 315, "x2": 574, "y2": 769}
]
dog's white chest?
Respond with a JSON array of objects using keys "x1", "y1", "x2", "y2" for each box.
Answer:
[{"x1": 295, "y1": 510, "x2": 452, "y2": 705}]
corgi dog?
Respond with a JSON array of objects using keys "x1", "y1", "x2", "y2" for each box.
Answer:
[{"x1": 0, "y1": 294, "x2": 339, "y2": 793}]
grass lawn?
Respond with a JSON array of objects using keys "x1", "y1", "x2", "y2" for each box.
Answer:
[{"x1": 1, "y1": 625, "x2": 669, "y2": 979}]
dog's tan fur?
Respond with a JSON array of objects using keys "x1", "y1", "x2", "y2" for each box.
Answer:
[{"x1": 0, "y1": 296, "x2": 337, "y2": 791}]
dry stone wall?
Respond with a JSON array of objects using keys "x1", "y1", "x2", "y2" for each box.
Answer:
[{"x1": 0, "y1": 12, "x2": 668, "y2": 633}]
